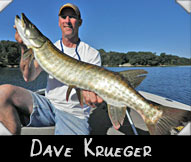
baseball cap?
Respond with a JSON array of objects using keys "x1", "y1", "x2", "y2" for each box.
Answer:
[{"x1": 58, "y1": 3, "x2": 81, "y2": 19}]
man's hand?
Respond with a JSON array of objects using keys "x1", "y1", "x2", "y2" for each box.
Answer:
[
  {"x1": 13, "y1": 25, "x2": 42, "y2": 82},
  {"x1": 13, "y1": 25, "x2": 23, "y2": 44},
  {"x1": 14, "y1": 25, "x2": 27, "y2": 55},
  {"x1": 82, "y1": 90, "x2": 103, "y2": 107}
]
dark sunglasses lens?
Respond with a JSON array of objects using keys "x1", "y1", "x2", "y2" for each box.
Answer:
[
  {"x1": 70, "y1": 15, "x2": 77, "y2": 19},
  {"x1": 61, "y1": 15, "x2": 67, "y2": 19},
  {"x1": 61, "y1": 15, "x2": 77, "y2": 19}
]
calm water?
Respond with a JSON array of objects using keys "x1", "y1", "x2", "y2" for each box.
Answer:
[
  {"x1": 0, "y1": 66, "x2": 191, "y2": 105},
  {"x1": 0, "y1": 68, "x2": 47, "y2": 92},
  {"x1": 107, "y1": 66, "x2": 191, "y2": 105}
]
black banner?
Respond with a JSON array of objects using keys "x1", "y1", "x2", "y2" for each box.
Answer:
[{"x1": 0, "y1": 135, "x2": 189, "y2": 161}]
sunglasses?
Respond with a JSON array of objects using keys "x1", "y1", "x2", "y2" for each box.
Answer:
[{"x1": 60, "y1": 15, "x2": 78, "y2": 19}]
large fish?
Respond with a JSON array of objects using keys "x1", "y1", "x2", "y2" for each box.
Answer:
[{"x1": 15, "y1": 13, "x2": 189, "y2": 135}]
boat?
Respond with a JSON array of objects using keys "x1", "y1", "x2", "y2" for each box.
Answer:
[
  {"x1": 0, "y1": 0, "x2": 13, "y2": 13},
  {"x1": 21, "y1": 89, "x2": 191, "y2": 135}
]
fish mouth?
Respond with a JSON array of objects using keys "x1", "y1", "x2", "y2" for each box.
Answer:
[
  {"x1": 21, "y1": 13, "x2": 30, "y2": 26},
  {"x1": 15, "y1": 15, "x2": 21, "y2": 26},
  {"x1": 22, "y1": 13, "x2": 30, "y2": 29},
  {"x1": 15, "y1": 15, "x2": 20, "y2": 20},
  {"x1": 14, "y1": 13, "x2": 45, "y2": 48},
  {"x1": 14, "y1": 13, "x2": 33, "y2": 47},
  {"x1": 15, "y1": 13, "x2": 31, "y2": 28},
  {"x1": 15, "y1": 14, "x2": 24, "y2": 29}
]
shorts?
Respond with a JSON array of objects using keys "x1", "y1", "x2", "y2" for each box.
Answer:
[{"x1": 27, "y1": 91, "x2": 90, "y2": 135}]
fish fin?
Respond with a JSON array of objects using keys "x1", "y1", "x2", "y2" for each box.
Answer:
[
  {"x1": 76, "y1": 88, "x2": 84, "y2": 107},
  {"x1": 23, "y1": 48, "x2": 33, "y2": 60},
  {"x1": 66, "y1": 85, "x2": 75, "y2": 101},
  {"x1": 107, "y1": 105, "x2": 126, "y2": 129},
  {"x1": 119, "y1": 69, "x2": 148, "y2": 88},
  {"x1": 66, "y1": 86, "x2": 84, "y2": 107},
  {"x1": 146, "y1": 105, "x2": 188, "y2": 135}
]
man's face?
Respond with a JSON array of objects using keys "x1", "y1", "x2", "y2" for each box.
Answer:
[{"x1": 59, "y1": 8, "x2": 81, "y2": 39}]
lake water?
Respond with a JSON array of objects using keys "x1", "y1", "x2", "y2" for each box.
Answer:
[{"x1": 0, "y1": 66, "x2": 191, "y2": 105}]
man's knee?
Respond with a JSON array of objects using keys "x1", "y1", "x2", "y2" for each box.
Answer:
[
  {"x1": 0, "y1": 85, "x2": 23, "y2": 134},
  {"x1": 0, "y1": 84, "x2": 17, "y2": 105},
  {"x1": 0, "y1": 84, "x2": 33, "y2": 115}
]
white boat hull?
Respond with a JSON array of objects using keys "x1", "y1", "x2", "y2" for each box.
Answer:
[{"x1": 20, "y1": 90, "x2": 191, "y2": 135}]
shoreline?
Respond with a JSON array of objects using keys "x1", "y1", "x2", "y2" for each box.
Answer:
[
  {"x1": 0, "y1": 65, "x2": 19, "y2": 68},
  {"x1": 103, "y1": 64, "x2": 191, "y2": 68},
  {"x1": 1, "y1": 64, "x2": 191, "y2": 69}
]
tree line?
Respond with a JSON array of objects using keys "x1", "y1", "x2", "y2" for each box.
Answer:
[
  {"x1": 0, "y1": 40, "x2": 190, "y2": 67},
  {"x1": 0, "y1": 40, "x2": 21, "y2": 67},
  {"x1": 98, "y1": 49, "x2": 191, "y2": 67}
]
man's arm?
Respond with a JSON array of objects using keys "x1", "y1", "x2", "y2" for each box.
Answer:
[{"x1": 14, "y1": 26, "x2": 43, "y2": 82}]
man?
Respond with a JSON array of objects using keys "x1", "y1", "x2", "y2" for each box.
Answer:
[{"x1": 0, "y1": 3, "x2": 103, "y2": 135}]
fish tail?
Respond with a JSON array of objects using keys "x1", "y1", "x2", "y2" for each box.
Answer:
[{"x1": 146, "y1": 106, "x2": 188, "y2": 135}]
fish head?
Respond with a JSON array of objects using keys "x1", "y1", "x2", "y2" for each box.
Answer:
[{"x1": 15, "y1": 13, "x2": 45, "y2": 48}]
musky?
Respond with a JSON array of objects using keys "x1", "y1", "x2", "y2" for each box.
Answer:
[{"x1": 0, "y1": 0, "x2": 190, "y2": 58}]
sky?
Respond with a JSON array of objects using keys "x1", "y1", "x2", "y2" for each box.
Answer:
[{"x1": 0, "y1": 0, "x2": 190, "y2": 58}]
